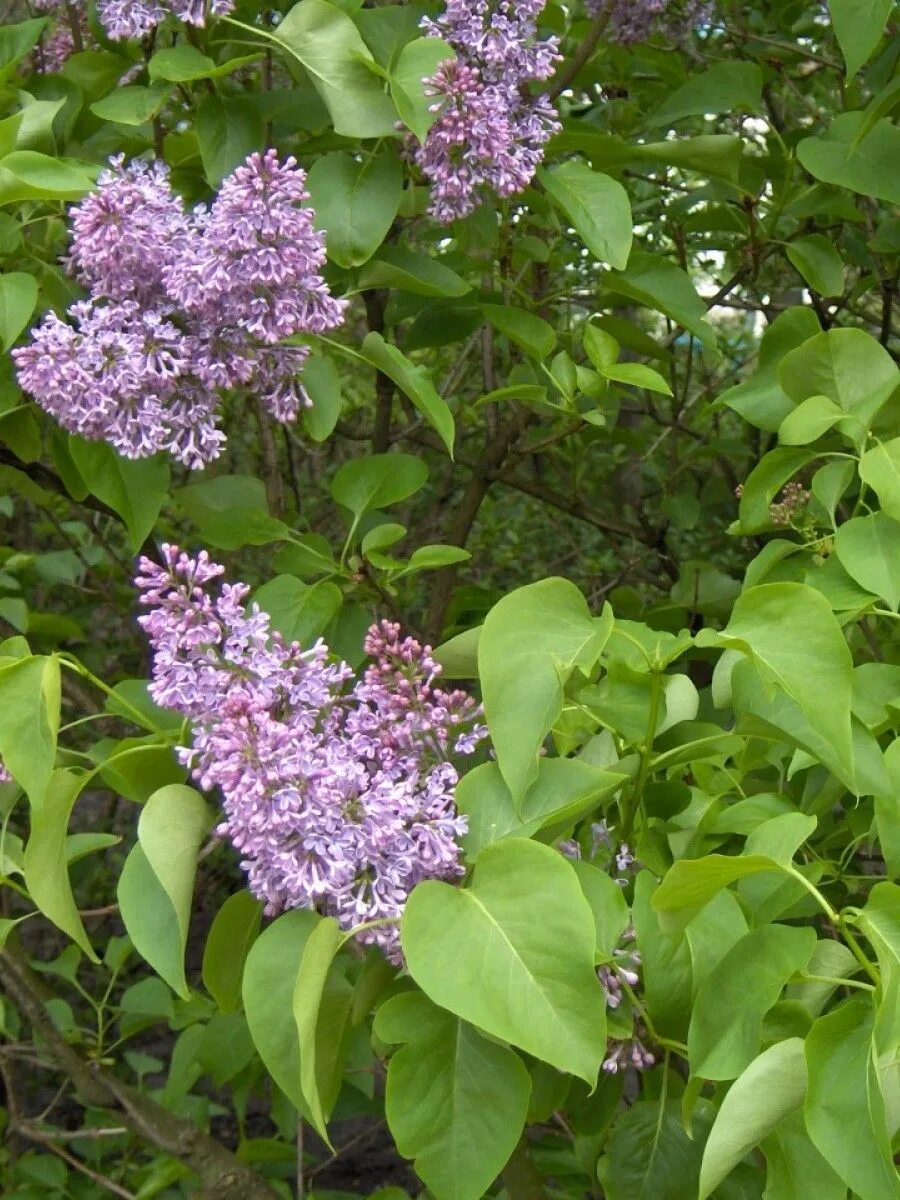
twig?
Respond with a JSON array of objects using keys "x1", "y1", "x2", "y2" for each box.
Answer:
[{"x1": 547, "y1": 4, "x2": 613, "y2": 101}]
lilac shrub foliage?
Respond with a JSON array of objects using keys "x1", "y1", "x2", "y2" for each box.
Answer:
[
  {"x1": 136, "y1": 546, "x2": 486, "y2": 960},
  {"x1": 14, "y1": 152, "x2": 345, "y2": 467},
  {"x1": 414, "y1": 0, "x2": 561, "y2": 222}
]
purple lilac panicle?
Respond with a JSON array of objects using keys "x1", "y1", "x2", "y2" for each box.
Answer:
[
  {"x1": 136, "y1": 546, "x2": 485, "y2": 961},
  {"x1": 414, "y1": 0, "x2": 561, "y2": 223},
  {"x1": 96, "y1": 0, "x2": 234, "y2": 41},
  {"x1": 14, "y1": 152, "x2": 344, "y2": 466},
  {"x1": 586, "y1": 0, "x2": 713, "y2": 44}
]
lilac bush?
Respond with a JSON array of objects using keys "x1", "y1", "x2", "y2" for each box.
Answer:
[
  {"x1": 14, "y1": 152, "x2": 345, "y2": 467},
  {"x1": 136, "y1": 545, "x2": 485, "y2": 960},
  {"x1": 413, "y1": 0, "x2": 561, "y2": 222}
]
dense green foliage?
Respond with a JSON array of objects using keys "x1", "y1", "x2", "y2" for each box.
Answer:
[{"x1": 0, "y1": 2, "x2": 899, "y2": 1199}]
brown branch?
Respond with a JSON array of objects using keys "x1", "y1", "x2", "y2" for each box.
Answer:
[
  {"x1": 363, "y1": 290, "x2": 395, "y2": 452},
  {"x1": 255, "y1": 397, "x2": 285, "y2": 519},
  {"x1": 547, "y1": 3, "x2": 613, "y2": 101},
  {"x1": 423, "y1": 411, "x2": 532, "y2": 640},
  {"x1": 0, "y1": 946, "x2": 279, "y2": 1200}
]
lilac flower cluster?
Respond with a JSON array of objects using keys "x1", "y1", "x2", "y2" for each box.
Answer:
[
  {"x1": 32, "y1": 0, "x2": 88, "y2": 73},
  {"x1": 14, "y1": 152, "x2": 345, "y2": 467},
  {"x1": 136, "y1": 546, "x2": 486, "y2": 961},
  {"x1": 413, "y1": 0, "x2": 561, "y2": 223},
  {"x1": 96, "y1": 0, "x2": 234, "y2": 41},
  {"x1": 597, "y1": 926, "x2": 655, "y2": 1074},
  {"x1": 586, "y1": 0, "x2": 713, "y2": 45}
]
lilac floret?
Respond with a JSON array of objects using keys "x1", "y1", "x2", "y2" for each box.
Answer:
[{"x1": 136, "y1": 547, "x2": 487, "y2": 961}]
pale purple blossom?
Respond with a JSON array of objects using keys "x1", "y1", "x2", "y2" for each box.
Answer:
[
  {"x1": 413, "y1": 0, "x2": 561, "y2": 222},
  {"x1": 602, "y1": 1032, "x2": 655, "y2": 1074},
  {"x1": 586, "y1": 0, "x2": 713, "y2": 44},
  {"x1": 96, "y1": 0, "x2": 234, "y2": 41},
  {"x1": 14, "y1": 153, "x2": 344, "y2": 466},
  {"x1": 136, "y1": 547, "x2": 486, "y2": 960}
]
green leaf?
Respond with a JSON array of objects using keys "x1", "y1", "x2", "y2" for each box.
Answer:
[
  {"x1": 391, "y1": 37, "x2": 455, "y2": 142},
  {"x1": 778, "y1": 394, "x2": 843, "y2": 446},
  {"x1": 270, "y1": 0, "x2": 399, "y2": 137},
  {"x1": 243, "y1": 909, "x2": 351, "y2": 1117},
  {"x1": 331, "y1": 452, "x2": 428, "y2": 524},
  {"x1": 23, "y1": 770, "x2": 95, "y2": 960},
  {"x1": 699, "y1": 1039, "x2": 807, "y2": 1198},
  {"x1": 402, "y1": 839, "x2": 607, "y2": 1082},
  {"x1": 855, "y1": 882, "x2": 900, "y2": 1053},
  {"x1": 778, "y1": 328, "x2": 898, "y2": 430},
  {"x1": 860, "y1": 438, "x2": 900, "y2": 521},
  {"x1": 254, "y1": 577, "x2": 342, "y2": 644},
  {"x1": 605, "y1": 253, "x2": 716, "y2": 350},
  {"x1": 293, "y1": 915, "x2": 343, "y2": 1141},
  {"x1": 805, "y1": 997, "x2": 897, "y2": 1200},
  {"x1": 360, "y1": 333, "x2": 455, "y2": 455},
  {"x1": 196, "y1": 95, "x2": 264, "y2": 186},
  {"x1": 0, "y1": 151, "x2": 96, "y2": 203},
  {"x1": 0, "y1": 19, "x2": 48, "y2": 83},
  {"x1": 539, "y1": 162, "x2": 632, "y2": 270},
  {"x1": 718, "y1": 308, "x2": 821, "y2": 432},
  {"x1": 602, "y1": 362, "x2": 672, "y2": 396},
  {"x1": 602, "y1": 1101, "x2": 702, "y2": 1200},
  {"x1": 301, "y1": 355, "x2": 343, "y2": 442},
  {"x1": 359, "y1": 245, "x2": 471, "y2": 297},
  {"x1": 457, "y1": 758, "x2": 630, "y2": 859},
  {"x1": 478, "y1": 580, "x2": 610, "y2": 801},
  {"x1": 572, "y1": 860, "x2": 631, "y2": 962},
  {"x1": 648, "y1": 62, "x2": 762, "y2": 126},
  {"x1": 482, "y1": 304, "x2": 556, "y2": 360},
  {"x1": 379, "y1": 993, "x2": 531, "y2": 1200},
  {"x1": 306, "y1": 150, "x2": 403, "y2": 269},
  {"x1": 632, "y1": 872, "x2": 693, "y2": 1037},
  {"x1": 828, "y1": 0, "x2": 892, "y2": 79},
  {"x1": 119, "y1": 785, "x2": 212, "y2": 998},
  {"x1": 68, "y1": 440, "x2": 169, "y2": 552},
  {"x1": 785, "y1": 235, "x2": 845, "y2": 297},
  {"x1": 90, "y1": 84, "x2": 172, "y2": 126},
  {"x1": 737, "y1": 447, "x2": 818, "y2": 532},
  {"x1": 176, "y1": 475, "x2": 289, "y2": 550},
  {"x1": 0, "y1": 654, "x2": 60, "y2": 808},
  {"x1": 719, "y1": 584, "x2": 854, "y2": 782},
  {"x1": 201, "y1": 891, "x2": 263, "y2": 1013},
  {"x1": 148, "y1": 45, "x2": 259, "y2": 82},
  {"x1": 652, "y1": 854, "x2": 793, "y2": 935},
  {"x1": 761, "y1": 1111, "x2": 847, "y2": 1200},
  {"x1": 689, "y1": 926, "x2": 816, "y2": 1080},
  {"x1": 835, "y1": 514, "x2": 900, "y2": 611},
  {"x1": 798, "y1": 113, "x2": 900, "y2": 206},
  {"x1": 0, "y1": 272, "x2": 37, "y2": 352}
]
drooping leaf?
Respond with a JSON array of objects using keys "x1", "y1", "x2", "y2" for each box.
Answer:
[
  {"x1": 201, "y1": 891, "x2": 263, "y2": 1013},
  {"x1": 402, "y1": 839, "x2": 607, "y2": 1082},
  {"x1": 539, "y1": 162, "x2": 633, "y2": 270},
  {"x1": 478, "y1": 581, "x2": 610, "y2": 802},
  {"x1": 23, "y1": 769, "x2": 95, "y2": 960},
  {"x1": 698, "y1": 1039, "x2": 807, "y2": 1198},
  {"x1": 306, "y1": 149, "x2": 403, "y2": 268},
  {"x1": 688, "y1": 925, "x2": 816, "y2": 1080},
  {"x1": 268, "y1": 0, "x2": 399, "y2": 137},
  {"x1": 377, "y1": 992, "x2": 531, "y2": 1200},
  {"x1": 805, "y1": 997, "x2": 897, "y2": 1200}
]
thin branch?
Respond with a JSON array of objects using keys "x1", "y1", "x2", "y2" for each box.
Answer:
[{"x1": 547, "y1": 4, "x2": 613, "y2": 101}]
